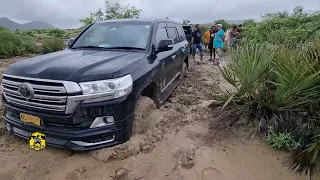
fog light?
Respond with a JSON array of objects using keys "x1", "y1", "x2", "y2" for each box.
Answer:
[
  {"x1": 90, "y1": 116, "x2": 114, "y2": 128},
  {"x1": 6, "y1": 123, "x2": 13, "y2": 132},
  {"x1": 103, "y1": 116, "x2": 114, "y2": 123}
]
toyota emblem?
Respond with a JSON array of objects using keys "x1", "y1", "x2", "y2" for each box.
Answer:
[{"x1": 18, "y1": 84, "x2": 34, "y2": 100}]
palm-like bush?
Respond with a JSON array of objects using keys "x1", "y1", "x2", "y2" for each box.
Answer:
[
  {"x1": 272, "y1": 48, "x2": 320, "y2": 109},
  {"x1": 218, "y1": 5, "x2": 320, "y2": 179},
  {"x1": 218, "y1": 41, "x2": 320, "y2": 178},
  {"x1": 220, "y1": 44, "x2": 275, "y2": 95}
]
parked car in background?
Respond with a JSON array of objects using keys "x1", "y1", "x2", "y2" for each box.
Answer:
[{"x1": 1, "y1": 18, "x2": 189, "y2": 151}]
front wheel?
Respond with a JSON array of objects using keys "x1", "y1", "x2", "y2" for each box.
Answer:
[{"x1": 133, "y1": 96, "x2": 156, "y2": 135}]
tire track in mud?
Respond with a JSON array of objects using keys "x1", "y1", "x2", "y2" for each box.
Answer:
[{"x1": 88, "y1": 56, "x2": 223, "y2": 163}]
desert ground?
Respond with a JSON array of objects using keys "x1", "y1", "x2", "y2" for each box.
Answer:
[{"x1": 0, "y1": 55, "x2": 313, "y2": 180}]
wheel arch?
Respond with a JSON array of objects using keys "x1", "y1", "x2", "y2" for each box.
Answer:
[{"x1": 140, "y1": 81, "x2": 160, "y2": 108}]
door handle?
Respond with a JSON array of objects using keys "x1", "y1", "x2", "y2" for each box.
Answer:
[{"x1": 171, "y1": 55, "x2": 176, "y2": 59}]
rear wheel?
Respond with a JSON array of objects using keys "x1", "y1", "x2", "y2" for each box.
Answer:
[{"x1": 133, "y1": 96, "x2": 156, "y2": 134}]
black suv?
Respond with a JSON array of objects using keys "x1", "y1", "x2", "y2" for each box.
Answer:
[{"x1": 1, "y1": 19, "x2": 189, "y2": 150}]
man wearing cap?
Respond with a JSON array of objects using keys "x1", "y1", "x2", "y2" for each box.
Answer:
[{"x1": 213, "y1": 24, "x2": 225, "y2": 65}]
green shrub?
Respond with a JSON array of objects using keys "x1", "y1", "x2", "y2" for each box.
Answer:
[
  {"x1": 0, "y1": 26, "x2": 7, "y2": 31},
  {"x1": 241, "y1": 7, "x2": 320, "y2": 46},
  {"x1": 42, "y1": 38, "x2": 66, "y2": 53},
  {"x1": 0, "y1": 28, "x2": 22, "y2": 57},
  {"x1": 266, "y1": 126, "x2": 301, "y2": 151},
  {"x1": 22, "y1": 37, "x2": 37, "y2": 53},
  {"x1": 48, "y1": 28, "x2": 65, "y2": 37},
  {"x1": 0, "y1": 28, "x2": 38, "y2": 58},
  {"x1": 25, "y1": 31, "x2": 35, "y2": 37},
  {"x1": 0, "y1": 28, "x2": 37, "y2": 58},
  {"x1": 35, "y1": 29, "x2": 43, "y2": 34}
]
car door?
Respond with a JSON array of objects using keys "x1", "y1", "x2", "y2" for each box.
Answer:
[
  {"x1": 166, "y1": 23, "x2": 187, "y2": 77},
  {"x1": 175, "y1": 24, "x2": 189, "y2": 70},
  {"x1": 154, "y1": 23, "x2": 176, "y2": 91}
]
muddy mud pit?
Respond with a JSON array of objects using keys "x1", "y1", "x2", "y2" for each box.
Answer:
[{"x1": 0, "y1": 55, "x2": 311, "y2": 180}]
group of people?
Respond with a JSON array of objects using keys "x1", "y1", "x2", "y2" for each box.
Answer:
[
  {"x1": 190, "y1": 24, "x2": 242, "y2": 65},
  {"x1": 224, "y1": 25, "x2": 242, "y2": 48}
]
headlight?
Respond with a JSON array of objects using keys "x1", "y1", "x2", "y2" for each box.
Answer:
[{"x1": 79, "y1": 74, "x2": 133, "y2": 98}]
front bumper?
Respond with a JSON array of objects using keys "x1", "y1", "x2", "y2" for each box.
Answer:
[{"x1": 3, "y1": 96, "x2": 135, "y2": 151}]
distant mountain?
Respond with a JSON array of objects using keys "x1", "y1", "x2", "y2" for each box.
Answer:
[
  {"x1": 21, "y1": 21, "x2": 55, "y2": 30},
  {"x1": 0, "y1": 17, "x2": 55, "y2": 30},
  {"x1": 0, "y1": 17, "x2": 21, "y2": 29}
]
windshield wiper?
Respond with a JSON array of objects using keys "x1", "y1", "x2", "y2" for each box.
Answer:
[
  {"x1": 71, "y1": 46, "x2": 105, "y2": 49},
  {"x1": 103, "y1": 46, "x2": 145, "y2": 50}
]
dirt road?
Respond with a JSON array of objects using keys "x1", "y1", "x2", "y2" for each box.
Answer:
[{"x1": 0, "y1": 56, "x2": 309, "y2": 180}]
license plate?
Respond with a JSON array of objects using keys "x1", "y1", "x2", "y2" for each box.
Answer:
[{"x1": 20, "y1": 113, "x2": 41, "y2": 126}]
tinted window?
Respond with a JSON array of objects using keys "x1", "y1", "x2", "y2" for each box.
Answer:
[
  {"x1": 155, "y1": 28, "x2": 168, "y2": 45},
  {"x1": 176, "y1": 25, "x2": 186, "y2": 42},
  {"x1": 167, "y1": 27, "x2": 179, "y2": 44},
  {"x1": 72, "y1": 23, "x2": 151, "y2": 49}
]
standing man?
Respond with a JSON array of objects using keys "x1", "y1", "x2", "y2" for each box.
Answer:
[
  {"x1": 191, "y1": 24, "x2": 204, "y2": 64},
  {"x1": 213, "y1": 24, "x2": 225, "y2": 65},
  {"x1": 238, "y1": 24, "x2": 242, "y2": 33},
  {"x1": 204, "y1": 28, "x2": 211, "y2": 49},
  {"x1": 229, "y1": 26, "x2": 239, "y2": 48},
  {"x1": 208, "y1": 26, "x2": 217, "y2": 61},
  {"x1": 237, "y1": 24, "x2": 243, "y2": 39}
]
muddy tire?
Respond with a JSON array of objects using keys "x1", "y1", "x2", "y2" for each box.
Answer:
[
  {"x1": 180, "y1": 62, "x2": 187, "y2": 80},
  {"x1": 133, "y1": 96, "x2": 156, "y2": 134}
]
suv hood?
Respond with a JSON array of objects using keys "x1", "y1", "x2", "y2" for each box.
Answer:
[{"x1": 4, "y1": 49, "x2": 146, "y2": 82}]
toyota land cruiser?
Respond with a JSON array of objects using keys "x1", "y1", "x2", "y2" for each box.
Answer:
[{"x1": 1, "y1": 19, "x2": 189, "y2": 150}]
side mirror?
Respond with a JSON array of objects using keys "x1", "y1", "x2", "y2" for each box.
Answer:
[
  {"x1": 157, "y1": 39, "x2": 174, "y2": 53},
  {"x1": 68, "y1": 38, "x2": 75, "y2": 47}
]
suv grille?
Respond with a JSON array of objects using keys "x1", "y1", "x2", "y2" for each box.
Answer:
[{"x1": 2, "y1": 75, "x2": 67, "y2": 112}]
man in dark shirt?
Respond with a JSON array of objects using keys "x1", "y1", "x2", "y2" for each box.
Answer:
[
  {"x1": 191, "y1": 24, "x2": 204, "y2": 64},
  {"x1": 237, "y1": 24, "x2": 243, "y2": 39},
  {"x1": 208, "y1": 26, "x2": 217, "y2": 61},
  {"x1": 238, "y1": 24, "x2": 242, "y2": 33}
]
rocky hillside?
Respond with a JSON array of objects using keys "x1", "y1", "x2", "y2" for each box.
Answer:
[{"x1": 0, "y1": 17, "x2": 55, "y2": 30}]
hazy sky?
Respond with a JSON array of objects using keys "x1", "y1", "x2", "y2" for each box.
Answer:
[{"x1": 0, "y1": 0, "x2": 319, "y2": 28}]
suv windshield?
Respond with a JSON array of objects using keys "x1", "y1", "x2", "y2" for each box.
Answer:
[{"x1": 72, "y1": 22, "x2": 151, "y2": 50}]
